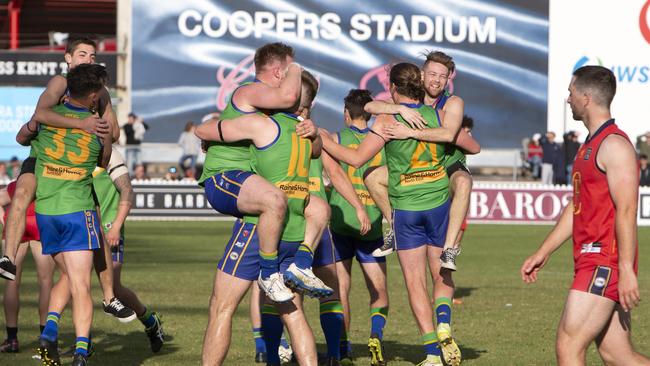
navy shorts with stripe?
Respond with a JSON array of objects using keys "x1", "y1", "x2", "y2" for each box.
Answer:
[
  {"x1": 218, "y1": 219, "x2": 301, "y2": 280},
  {"x1": 204, "y1": 170, "x2": 254, "y2": 218},
  {"x1": 36, "y1": 210, "x2": 102, "y2": 255},
  {"x1": 393, "y1": 200, "x2": 450, "y2": 251},
  {"x1": 331, "y1": 231, "x2": 385, "y2": 264},
  {"x1": 313, "y1": 227, "x2": 337, "y2": 268}
]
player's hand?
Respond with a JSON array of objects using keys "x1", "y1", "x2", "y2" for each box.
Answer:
[
  {"x1": 618, "y1": 269, "x2": 640, "y2": 312},
  {"x1": 398, "y1": 105, "x2": 427, "y2": 129},
  {"x1": 355, "y1": 207, "x2": 371, "y2": 236},
  {"x1": 79, "y1": 115, "x2": 110, "y2": 136},
  {"x1": 318, "y1": 128, "x2": 333, "y2": 142},
  {"x1": 520, "y1": 252, "x2": 549, "y2": 283},
  {"x1": 383, "y1": 121, "x2": 415, "y2": 140},
  {"x1": 106, "y1": 226, "x2": 121, "y2": 248},
  {"x1": 296, "y1": 119, "x2": 318, "y2": 139}
]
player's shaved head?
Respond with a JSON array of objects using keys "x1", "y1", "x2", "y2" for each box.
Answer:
[
  {"x1": 344, "y1": 89, "x2": 373, "y2": 121},
  {"x1": 254, "y1": 42, "x2": 295, "y2": 71},
  {"x1": 301, "y1": 70, "x2": 319, "y2": 107},
  {"x1": 572, "y1": 66, "x2": 616, "y2": 109}
]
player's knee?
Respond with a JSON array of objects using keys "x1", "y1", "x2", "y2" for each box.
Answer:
[
  {"x1": 265, "y1": 191, "x2": 288, "y2": 217},
  {"x1": 597, "y1": 347, "x2": 618, "y2": 366}
]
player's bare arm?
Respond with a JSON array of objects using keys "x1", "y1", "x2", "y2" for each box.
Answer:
[
  {"x1": 235, "y1": 63, "x2": 302, "y2": 111},
  {"x1": 31, "y1": 75, "x2": 109, "y2": 136},
  {"x1": 296, "y1": 118, "x2": 322, "y2": 158},
  {"x1": 364, "y1": 100, "x2": 427, "y2": 129},
  {"x1": 319, "y1": 116, "x2": 389, "y2": 168},
  {"x1": 99, "y1": 132, "x2": 113, "y2": 169},
  {"x1": 98, "y1": 87, "x2": 120, "y2": 142},
  {"x1": 194, "y1": 115, "x2": 277, "y2": 148},
  {"x1": 599, "y1": 134, "x2": 641, "y2": 311},
  {"x1": 104, "y1": 172, "x2": 133, "y2": 247},
  {"x1": 321, "y1": 148, "x2": 371, "y2": 235},
  {"x1": 521, "y1": 202, "x2": 574, "y2": 283}
]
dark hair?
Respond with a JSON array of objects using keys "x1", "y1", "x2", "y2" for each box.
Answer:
[
  {"x1": 461, "y1": 114, "x2": 474, "y2": 130},
  {"x1": 65, "y1": 35, "x2": 97, "y2": 55},
  {"x1": 389, "y1": 62, "x2": 425, "y2": 102},
  {"x1": 184, "y1": 121, "x2": 194, "y2": 132},
  {"x1": 254, "y1": 42, "x2": 294, "y2": 72},
  {"x1": 572, "y1": 66, "x2": 616, "y2": 108},
  {"x1": 344, "y1": 89, "x2": 373, "y2": 121},
  {"x1": 641, "y1": 154, "x2": 648, "y2": 160},
  {"x1": 423, "y1": 50, "x2": 455, "y2": 75},
  {"x1": 301, "y1": 70, "x2": 319, "y2": 106},
  {"x1": 66, "y1": 63, "x2": 107, "y2": 99}
]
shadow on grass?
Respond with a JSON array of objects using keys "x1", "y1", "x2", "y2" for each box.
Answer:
[
  {"x1": 337, "y1": 339, "x2": 486, "y2": 364},
  {"x1": 46, "y1": 329, "x2": 178, "y2": 365},
  {"x1": 455, "y1": 286, "x2": 478, "y2": 299}
]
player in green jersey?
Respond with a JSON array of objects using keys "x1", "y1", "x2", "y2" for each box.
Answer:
[
  {"x1": 0, "y1": 36, "x2": 115, "y2": 283},
  {"x1": 364, "y1": 51, "x2": 480, "y2": 272},
  {"x1": 33, "y1": 63, "x2": 112, "y2": 366},
  {"x1": 91, "y1": 147, "x2": 165, "y2": 353},
  {"x1": 196, "y1": 70, "x2": 322, "y2": 366},
  {"x1": 320, "y1": 63, "x2": 462, "y2": 366},
  {"x1": 198, "y1": 43, "x2": 303, "y2": 303},
  {"x1": 322, "y1": 89, "x2": 390, "y2": 366}
]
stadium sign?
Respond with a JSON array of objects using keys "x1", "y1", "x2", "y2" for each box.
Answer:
[
  {"x1": 0, "y1": 51, "x2": 117, "y2": 87},
  {"x1": 131, "y1": 182, "x2": 221, "y2": 219}
]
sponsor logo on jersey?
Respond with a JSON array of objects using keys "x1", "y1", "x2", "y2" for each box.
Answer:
[
  {"x1": 42, "y1": 163, "x2": 87, "y2": 181},
  {"x1": 400, "y1": 167, "x2": 446, "y2": 186},
  {"x1": 277, "y1": 181, "x2": 309, "y2": 199},
  {"x1": 584, "y1": 147, "x2": 592, "y2": 160},
  {"x1": 580, "y1": 242, "x2": 602, "y2": 254},
  {"x1": 309, "y1": 177, "x2": 321, "y2": 193}
]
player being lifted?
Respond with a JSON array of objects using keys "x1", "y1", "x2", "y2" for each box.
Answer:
[
  {"x1": 364, "y1": 51, "x2": 480, "y2": 272},
  {"x1": 196, "y1": 70, "x2": 324, "y2": 366},
  {"x1": 521, "y1": 66, "x2": 650, "y2": 365},
  {"x1": 33, "y1": 63, "x2": 112, "y2": 366},
  {"x1": 320, "y1": 63, "x2": 463, "y2": 366},
  {"x1": 0, "y1": 36, "x2": 134, "y2": 322},
  {"x1": 198, "y1": 42, "x2": 329, "y2": 302}
]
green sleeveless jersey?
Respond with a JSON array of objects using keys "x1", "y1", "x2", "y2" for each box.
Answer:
[
  {"x1": 441, "y1": 144, "x2": 466, "y2": 168},
  {"x1": 35, "y1": 103, "x2": 102, "y2": 215},
  {"x1": 385, "y1": 104, "x2": 449, "y2": 211},
  {"x1": 199, "y1": 83, "x2": 258, "y2": 185},
  {"x1": 244, "y1": 112, "x2": 311, "y2": 242},
  {"x1": 329, "y1": 127, "x2": 385, "y2": 240},
  {"x1": 308, "y1": 157, "x2": 327, "y2": 201},
  {"x1": 92, "y1": 168, "x2": 122, "y2": 234}
]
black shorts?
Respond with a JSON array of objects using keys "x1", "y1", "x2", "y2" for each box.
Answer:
[
  {"x1": 18, "y1": 157, "x2": 36, "y2": 177},
  {"x1": 445, "y1": 160, "x2": 470, "y2": 178}
]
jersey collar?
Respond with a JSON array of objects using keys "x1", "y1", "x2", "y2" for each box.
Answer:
[
  {"x1": 63, "y1": 102, "x2": 91, "y2": 113},
  {"x1": 585, "y1": 119, "x2": 615, "y2": 143},
  {"x1": 350, "y1": 125, "x2": 370, "y2": 133},
  {"x1": 399, "y1": 102, "x2": 423, "y2": 108}
]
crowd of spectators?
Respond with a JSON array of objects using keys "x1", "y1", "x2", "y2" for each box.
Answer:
[{"x1": 525, "y1": 130, "x2": 650, "y2": 187}]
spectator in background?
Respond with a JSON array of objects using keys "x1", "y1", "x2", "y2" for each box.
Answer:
[
  {"x1": 527, "y1": 133, "x2": 543, "y2": 179},
  {"x1": 0, "y1": 162, "x2": 9, "y2": 182},
  {"x1": 123, "y1": 112, "x2": 149, "y2": 173},
  {"x1": 164, "y1": 166, "x2": 180, "y2": 181},
  {"x1": 8, "y1": 157, "x2": 20, "y2": 179},
  {"x1": 540, "y1": 131, "x2": 561, "y2": 185},
  {"x1": 563, "y1": 131, "x2": 580, "y2": 184},
  {"x1": 133, "y1": 163, "x2": 149, "y2": 181},
  {"x1": 637, "y1": 131, "x2": 650, "y2": 157},
  {"x1": 178, "y1": 121, "x2": 201, "y2": 178},
  {"x1": 640, "y1": 154, "x2": 650, "y2": 187}
]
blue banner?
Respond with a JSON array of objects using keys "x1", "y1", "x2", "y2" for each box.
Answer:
[
  {"x1": 132, "y1": 0, "x2": 548, "y2": 148},
  {"x1": 0, "y1": 87, "x2": 40, "y2": 161}
]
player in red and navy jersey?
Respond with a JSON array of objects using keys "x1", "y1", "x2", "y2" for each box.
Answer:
[{"x1": 522, "y1": 66, "x2": 650, "y2": 365}]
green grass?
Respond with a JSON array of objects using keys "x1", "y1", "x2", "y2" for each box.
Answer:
[{"x1": 2, "y1": 222, "x2": 650, "y2": 365}]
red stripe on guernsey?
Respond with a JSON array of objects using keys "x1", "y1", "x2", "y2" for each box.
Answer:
[
  {"x1": 571, "y1": 120, "x2": 637, "y2": 273},
  {"x1": 5, "y1": 181, "x2": 36, "y2": 218}
]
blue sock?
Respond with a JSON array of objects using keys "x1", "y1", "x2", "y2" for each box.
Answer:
[
  {"x1": 320, "y1": 300, "x2": 344, "y2": 359},
  {"x1": 294, "y1": 243, "x2": 314, "y2": 270},
  {"x1": 262, "y1": 304, "x2": 283, "y2": 365},
  {"x1": 138, "y1": 307, "x2": 156, "y2": 328},
  {"x1": 435, "y1": 297, "x2": 452, "y2": 325},
  {"x1": 340, "y1": 329, "x2": 352, "y2": 357},
  {"x1": 370, "y1": 307, "x2": 389, "y2": 339},
  {"x1": 40, "y1": 312, "x2": 60, "y2": 342},
  {"x1": 252, "y1": 327, "x2": 266, "y2": 353},
  {"x1": 422, "y1": 332, "x2": 441, "y2": 356},
  {"x1": 260, "y1": 250, "x2": 279, "y2": 279},
  {"x1": 75, "y1": 336, "x2": 90, "y2": 356},
  {"x1": 280, "y1": 335, "x2": 290, "y2": 349}
]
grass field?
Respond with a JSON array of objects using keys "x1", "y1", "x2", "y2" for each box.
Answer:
[{"x1": 2, "y1": 222, "x2": 650, "y2": 365}]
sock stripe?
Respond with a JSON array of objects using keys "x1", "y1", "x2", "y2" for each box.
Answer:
[
  {"x1": 298, "y1": 243, "x2": 313, "y2": 254},
  {"x1": 260, "y1": 250, "x2": 278, "y2": 260},
  {"x1": 422, "y1": 331, "x2": 438, "y2": 344},
  {"x1": 320, "y1": 300, "x2": 344, "y2": 314},
  {"x1": 435, "y1": 297, "x2": 452, "y2": 307},
  {"x1": 370, "y1": 306, "x2": 389, "y2": 317}
]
